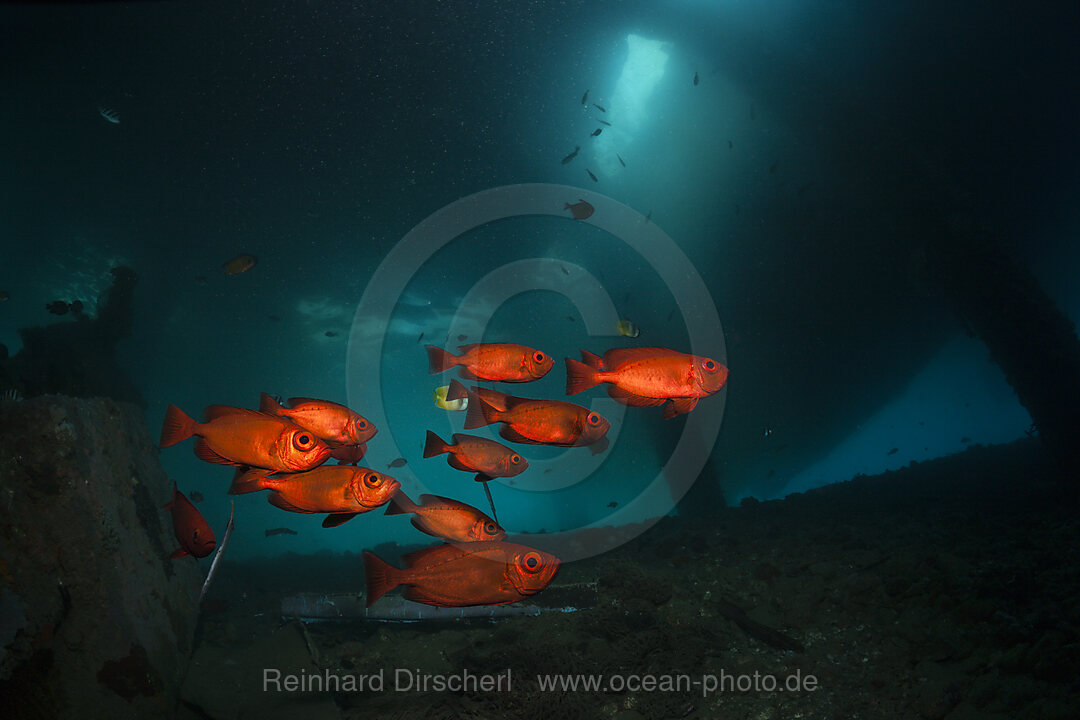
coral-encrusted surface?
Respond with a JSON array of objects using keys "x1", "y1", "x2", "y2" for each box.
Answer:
[{"x1": 0, "y1": 396, "x2": 201, "y2": 718}]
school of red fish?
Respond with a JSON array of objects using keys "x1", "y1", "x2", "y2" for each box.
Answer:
[{"x1": 161, "y1": 342, "x2": 727, "y2": 607}]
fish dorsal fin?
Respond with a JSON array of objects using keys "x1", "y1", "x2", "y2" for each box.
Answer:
[
  {"x1": 602, "y1": 347, "x2": 685, "y2": 370},
  {"x1": 204, "y1": 405, "x2": 265, "y2": 422},
  {"x1": 607, "y1": 385, "x2": 665, "y2": 407},
  {"x1": 193, "y1": 439, "x2": 241, "y2": 466}
]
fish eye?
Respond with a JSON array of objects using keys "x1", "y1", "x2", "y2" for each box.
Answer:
[
  {"x1": 533, "y1": 351, "x2": 545, "y2": 364},
  {"x1": 521, "y1": 552, "x2": 543, "y2": 573},
  {"x1": 363, "y1": 472, "x2": 381, "y2": 488},
  {"x1": 510, "y1": 454, "x2": 522, "y2": 464},
  {"x1": 703, "y1": 360, "x2": 717, "y2": 372},
  {"x1": 293, "y1": 433, "x2": 315, "y2": 450},
  {"x1": 484, "y1": 522, "x2": 498, "y2": 535},
  {"x1": 356, "y1": 418, "x2": 367, "y2": 430},
  {"x1": 586, "y1": 412, "x2": 600, "y2": 426},
  {"x1": 192, "y1": 529, "x2": 199, "y2": 542}
]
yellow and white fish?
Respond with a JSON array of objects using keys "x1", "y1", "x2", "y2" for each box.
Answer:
[{"x1": 433, "y1": 385, "x2": 468, "y2": 411}]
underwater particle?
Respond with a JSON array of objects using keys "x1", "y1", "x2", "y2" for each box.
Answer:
[
  {"x1": 189, "y1": 490, "x2": 204, "y2": 503},
  {"x1": 222, "y1": 253, "x2": 257, "y2": 275},
  {"x1": 615, "y1": 320, "x2": 639, "y2": 338},
  {"x1": 886, "y1": 447, "x2": 898, "y2": 456},
  {"x1": 590, "y1": 128, "x2": 602, "y2": 137},
  {"x1": 265, "y1": 527, "x2": 298, "y2": 536},
  {"x1": 565, "y1": 199, "x2": 594, "y2": 220},
  {"x1": 693, "y1": 71, "x2": 699, "y2": 86},
  {"x1": 586, "y1": 169, "x2": 598, "y2": 182},
  {"x1": 0, "y1": 290, "x2": 8, "y2": 301},
  {"x1": 325, "y1": 331, "x2": 338, "y2": 337},
  {"x1": 387, "y1": 457, "x2": 407, "y2": 469},
  {"x1": 581, "y1": 88, "x2": 589, "y2": 105},
  {"x1": 97, "y1": 106, "x2": 120, "y2": 124},
  {"x1": 561, "y1": 146, "x2": 580, "y2": 164},
  {"x1": 762, "y1": 426, "x2": 773, "y2": 438},
  {"x1": 433, "y1": 385, "x2": 468, "y2": 411}
]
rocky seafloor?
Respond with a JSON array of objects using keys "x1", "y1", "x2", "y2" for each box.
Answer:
[{"x1": 182, "y1": 439, "x2": 1080, "y2": 720}]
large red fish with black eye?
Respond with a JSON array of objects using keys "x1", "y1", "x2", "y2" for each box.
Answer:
[
  {"x1": 166, "y1": 483, "x2": 216, "y2": 559},
  {"x1": 423, "y1": 429, "x2": 527, "y2": 482},
  {"x1": 565, "y1": 347, "x2": 728, "y2": 418},
  {"x1": 426, "y1": 343, "x2": 553, "y2": 382},
  {"x1": 384, "y1": 491, "x2": 506, "y2": 543},
  {"x1": 463, "y1": 386, "x2": 609, "y2": 452},
  {"x1": 364, "y1": 541, "x2": 560, "y2": 608},
  {"x1": 259, "y1": 393, "x2": 376, "y2": 446}
]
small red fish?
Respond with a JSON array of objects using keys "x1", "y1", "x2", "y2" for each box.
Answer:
[
  {"x1": 565, "y1": 347, "x2": 728, "y2": 418},
  {"x1": 423, "y1": 430, "x2": 527, "y2": 481},
  {"x1": 364, "y1": 541, "x2": 560, "y2": 607},
  {"x1": 385, "y1": 491, "x2": 505, "y2": 542},
  {"x1": 160, "y1": 404, "x2": 332, "y2": 473},
  {"x1": 464, "y1": 387, "x2": 610, "y2": 450},
  {"x1": 426, "y1": 343, "x2": 553, "y2": 382},
  {"x1": 259, "y1": 393, "x2": 376, "y2": 446},
  {"x1": 331, "y1": 443, "x2": 368, "y2": 465},
  {"x1": 222, "y1": 253, "x2": 257, "y2": 275},
  {"x1": 230, "y1": 465, "x2": 400, "y2": 527},
  {"x1": 166, "y1": 483, "x2": 216, "y2": 559}
]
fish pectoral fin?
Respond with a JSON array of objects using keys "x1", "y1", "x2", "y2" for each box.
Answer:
[
  {"x1": 607, "y1": 385, "x2": 665, "y2": 407},
  {"x1": 498, "y1": 426, "x2": 539, "y2": 445},
  {"x1": 474, "y1": 473, "x2": 494, "y2": 483},
  {"x1": 193, "y1": 439, "x2": 241, "y2": 466},
  {"x1": 322, "y1": 513, "x2": 358, "y2": 528},
  {"x1": 169, "y1": 548, "x2": 190, "y2": 559}
]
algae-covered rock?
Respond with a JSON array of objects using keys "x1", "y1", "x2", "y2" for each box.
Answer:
[{"x1": 0, "y1": 395, "x2": 202, "y2": 718}]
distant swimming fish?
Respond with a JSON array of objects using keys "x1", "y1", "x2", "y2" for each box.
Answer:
[
  {"x1": 581, "y1": 89, "x2": 589, "y2": 105},
  {"x1": 693, "y1": 72, "x2": 699, "y2": 86},
  {"x1": 98, "y1": 106, "x2": 119, "y2": 124},
  {"x1": 325, "y1": 331, "x2": 338, "y2": 337},
  {"x1": 561, "y1": 146, "x2": 580, "y2": 164},
  {"x1": 598, "y1": 119, "x2": 611, "y2": 126},
  {"x1": 433, "y1": 384, "x2": 468, "y2": 411},
  {"x1": 617, "y1": 154, "x2": 626, "y2": 167},
  {"x1": 886, "y1": 447, "x2": 898, "y2": 456},
  {"x1": 564, "y1": 199, "x2": 594, "y2": 220},
  {"x1": 960, "y1": 436, "x2": 971, "y2": 443},
  {"x1": 762, "y1": 427, "x2": 773, "y2": 438},
  {"x1": 586, "y1": 169, "x2": 598, "y2": 182},
  {"x1": 388, "y1": 457, "x2": 407, "y2": 469},
  {"x1": 265, "y1": 527, "x2": 297, "y2": 537},
  {"x1": 593, "y1": 104, "x2": 606, "y2": 112},
  {"x1": 189, "y1": 490, "x2": 205, "y2": 503},
  {"x1": 0, "y1": 290, "x2": 9, "y2": 302},
  {"x1": 615, "y1": 320, "x2": 639, "y2": 338},
  {"x1": 607, "y1": 501, "x2": 617, "y2": 508},
  {"x1": 590, "y1": 128, "x2": 602, "y2": 137},
  {"x1": 222, "y1": 253, "x2": 257, "y2": 275}
]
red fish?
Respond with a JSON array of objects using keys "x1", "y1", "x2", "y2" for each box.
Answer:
[
  {"x1": 259, "y1": 393, "x2": 376, "y2": 446},
  {"x1": 230, "y1": 465, "x2": 399, "y2": 527},
  {"x1": 565, "y1": 347, "x2": 728, "y2": 418},
  {"x1": 426, "y1": 343, "x2": 553, "y2": 382},
  {"x1": 331, "y1": 442, "x2": 368, "y2": 465},
  {"x1": 464, "y1": 387, "x2": 610, "y2": 450},
  {"x1": 385, "y1": 491, "x2": 505, "y2": 542},
  {"x1": 166, "y1": 482, "x2": 216, "y2": 559},
  {"x1": 423, "y1": 430, "x2": 527, "y2": 482},
  {"x1": 364, "y1": 541, "x2": 560, "y2": 607},
  {"x1": 160, "y1": 405, "x2": 331, "y2": 473}
]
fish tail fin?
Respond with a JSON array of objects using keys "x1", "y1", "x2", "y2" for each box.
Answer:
[
  {"x1": 228, "y1": 467, "x2": 270, "y2": 495},
  {"x1": 258, "y1": 392, "x2": 284, "y2": 414},
  {"x1": 445, "y1": 378, "x2": 468, "y2": 401},
  {"x1": 384, "y1": 490, "x2": 419, "y2": 516},
  {"x1": 363, "y1": 550, "x2": 401, "y2": 606},
  {"x1": 423, "y1": 430, "x2": 450, "y2": 458},
  {"x1": 565, "y1": 358, "x2": 603, "y2": 395},
  {"x1": 160, "y1": 404, "x2": 197, "y2": 448},
  {"x1": 464, "y1": 395, "x2": 498, "y2": 429},
  {"x1": 426, "y1": 345, "x2": 458, "y2": 374}
]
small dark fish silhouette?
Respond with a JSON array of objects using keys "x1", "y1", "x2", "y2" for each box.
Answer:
[
  {"x1": 593, "y1": 104, "x2": 606, "y2": 112},
  {"x1": 561, "y1": 146, "x2": 580, "y2": 164},
  {"x1": 590, "y1": 128, "x2": 602, "y2": 137},
  {"x1": 581, "y1": 89, "x2": 589, "y2": 105},
  {"x1": 728, "y1": 139, "x2": 733, "y2": 149},
  {"x1": 46, "y1": 300, "x2": 71, "y2": 316},
  {"x1": 693, "y1": 71, "x2": 699, "y2": 86},
  {"x1": 565, "y1": 199, "x2": 594, "y2": 220},
  {"x1": 417, "y1": 332, "x2": 424, "y2": 343},
  {"x1": 457, "y1": 334, "x2": 467, "y2": 341},
  {"x1": 960, "y1": 436, "x2": 971, "y2": 443},
  {"x1": 586, "y1": 169, "x2": 598, "y2": 182},
  {"x1": 560, "y1": 265, "x2": 570, "y2": 275},
  {"x1": 388, "y1": 457, "x2": 407, "y2": 469},
  {"x1": 886, "y1": 448, "x2": 898, "y2": 456},
  {"x1": 189, "y1": 491, "x2": 205, "y2": 503},
  {"x1": 567, "y1": 315, "x2": 576, "y2": 322},
  {"x1": 223, "y1": 253, "x2": 257, "y2": 276},
  {"x1": 607, "y1": 501, "x2": 617, "y2": 508},
  {"x1": 265, "y1": 528, "x2": 298, "y2": 537},
  {"x1": 325, "y1": 331, "x2": 338, "y2": 337},
  {"x1": 644, "y1": 209, "x2": 652, "y2": 223},
  {"x1": 598, "y1": 119, "x2": 611, "y2": 126},
  {"x1": 617, "y1": 154, "x2": 626, "y2": 167}
]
